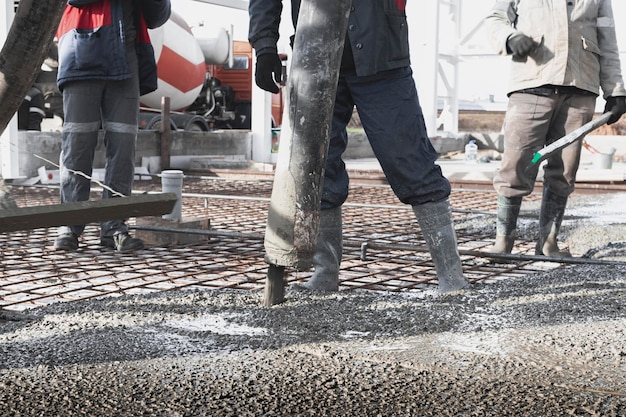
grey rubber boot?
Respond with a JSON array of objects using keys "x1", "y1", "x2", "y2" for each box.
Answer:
[
  {"x1": 303, "y1": 206, "x2": 343, "y2": 291},
  {"x1": 536, "y1": 188, "x2": 571, "y2": 258},
  {"x1": 413, "y1": 199, "x2": 468, "y2": 293},
  {"x1": 490, "y1": 195, "x2": 523, "y2": 254}
]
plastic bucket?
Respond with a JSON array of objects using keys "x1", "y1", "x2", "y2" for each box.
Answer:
[
  {"x1": 593, "y1": 152, "x2": 614, "y2": 170},
  {"x1": 161, "y1": 170, "x2": 184, "y2": 220}
]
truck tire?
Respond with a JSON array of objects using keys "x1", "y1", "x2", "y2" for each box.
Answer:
[
  {"x1": 139, "y1": 112, "x2": 178, "y2": 131},
  {"x1": 169, "y1": 114, "x2": 210, "y2": 132}
]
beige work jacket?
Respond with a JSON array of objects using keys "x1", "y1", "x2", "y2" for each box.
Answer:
[{"x1": 485, "y1": 0, "x2": 626, "y2": 98}]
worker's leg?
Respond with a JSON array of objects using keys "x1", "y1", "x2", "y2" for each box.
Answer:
[
  {"x1": 537, "y1": 94, "x2": 595, "y2": 257},
  {"x1": 542, "y1": 94, "x2": 595, "y2": 194},
  {"x1": 301, "y1": 77, "x2": 354, "y2": 290},
  {"x1": 352, "y1": 68, "x2": 450, "y2": 205},
  {"x1": 101, "y1": 53, "x2": 139, "y2": 236},
  {"x1": 351, "y1": 67, "x2": 466, "y2": 293},
  {"x1": 98, "y1": 50, "x2": 143, "y2": 251},
  {"x1": 491, "y1": 93, "x2": 554, "y2": 253},
  {"x1": 55, "y1": 80, "x2": 104, "y2": 250},
  {"x1": 493, "y1": 93, "x2": 557, "y2": 198}
]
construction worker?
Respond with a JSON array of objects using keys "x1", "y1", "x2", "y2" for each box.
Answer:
[
  {"x1": 17, "y1": 85, "x2": 45, "y2": 131},
  {"x1": 485, "y1": 0, "x2": 626, "y2": 257},
  {"x1": 249, "y1": 0, "x2": 469, "y2": 293},
  {"x1": 53, "y1": 0, "x2": 171, "y2": 252}
]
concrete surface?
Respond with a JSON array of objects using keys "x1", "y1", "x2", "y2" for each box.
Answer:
[
  {"x1": 1, "y1": 190, "x2": 625, "y2": 416},
  {"x1": 0, "y1": 263, "x2": 624, "y2": 416}
]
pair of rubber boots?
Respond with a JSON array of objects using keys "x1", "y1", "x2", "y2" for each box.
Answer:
[
  {"x1": 492, "y1": 188, "x2": 571, "y2": 257},
  {"x1": 301, "y1": 199, "x2": 468, "y2": 294}
]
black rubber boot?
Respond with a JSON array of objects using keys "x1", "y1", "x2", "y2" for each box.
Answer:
[
  {"x1": 413, "y1": 199, "x2": 468, "y2": 293},
  {"x1": 536, "y1": 188, "x2": 571, "y2": 258},
  {"x1": 302, "y1": 206, "x2": 342, "y2": 291},
  {"x1": 490, "y1": 195, "x2": 522, "y2": 254}
]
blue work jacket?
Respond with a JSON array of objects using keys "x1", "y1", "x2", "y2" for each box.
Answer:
[
  {"x1": 56, "y1": 0, "x2": 171, "y2": 95},
  {"x1": 248, "y1": 0, "x2": 411, "y2": 77}
]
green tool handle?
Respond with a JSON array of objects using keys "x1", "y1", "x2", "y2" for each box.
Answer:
[{"x1": 530, "y1": 112, "x2": 612, "y2": 165}]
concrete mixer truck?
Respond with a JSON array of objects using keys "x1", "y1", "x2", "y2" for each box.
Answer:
[{"x1": 140, "y1": 10, "x2": 286, "y2": 132}]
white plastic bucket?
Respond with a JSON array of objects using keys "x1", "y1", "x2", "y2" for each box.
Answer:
[
  {"x1": 161, "y1": 170, "x2": 184, "y2": 220},
  {"x1": 593, "y1": 150, "x2": 615, "y2": 170}
]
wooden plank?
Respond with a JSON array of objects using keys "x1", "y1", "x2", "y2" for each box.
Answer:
[{"x1": 0, "y1": 193, "x2": 178, "y2": 233}]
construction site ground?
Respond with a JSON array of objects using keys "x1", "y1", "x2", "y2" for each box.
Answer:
[{"x1": 1, "y1": 157, "x2": 625, "y2": 416}]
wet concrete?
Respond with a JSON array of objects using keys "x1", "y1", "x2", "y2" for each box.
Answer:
[{"x1": 0, "y1": 191, "x2": 625, "y2": 416}]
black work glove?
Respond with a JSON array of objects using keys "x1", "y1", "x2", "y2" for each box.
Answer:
[
  {"x1": 604, "y1": 96, "x2": 626, "y2": 125},
  {"x1": 68, "y1": 0, "x2": 100, "y2": 6},
  {"x1": 255, "y1": 53, "x2": 283, "y2": 94},
  {"x1": 506, "y1": 34, "x2": 537, "y2": 59}
]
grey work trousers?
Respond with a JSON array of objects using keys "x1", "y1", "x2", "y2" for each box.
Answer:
[
  {"x1": 59, "y1": 51, "x2": 140, "y2": 238},
  {"x1": 494, "y1": 92, "x2": 596, "y2": 198}
]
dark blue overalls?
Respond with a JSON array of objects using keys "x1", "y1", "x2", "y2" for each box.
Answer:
[{"x1": 322, "y1": 66, "x2": 451, "y2": 210}]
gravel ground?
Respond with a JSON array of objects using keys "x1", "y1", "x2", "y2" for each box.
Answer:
[{"x1": 1, "y1": 192, "x2": 625, "y2": 416}]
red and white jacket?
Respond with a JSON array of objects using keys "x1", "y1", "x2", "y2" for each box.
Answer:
[{"x1": 56, "y1": 0, "x2": 171, "y2": 95}]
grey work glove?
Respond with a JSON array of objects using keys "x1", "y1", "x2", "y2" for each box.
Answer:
[
  {"x1": 255, "y1": 53, "x2": 283, "y2": 94},
  {"x1": 604, "y1": 96, "x2": 626, "y2": 125},
  {"x1": 506, "y1": 34, "x2": 538, "y2": 59}
]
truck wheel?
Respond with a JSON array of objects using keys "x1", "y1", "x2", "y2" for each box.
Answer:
[
  {"x1": 186, "y1": 121, "x2": 206, "y2": 132},
  {"x1": 169, "y1": 114, "x2": 209, "y2": 132},
  {"x1": 140, "y1": 115, "x2": 177, "y2": 131}
]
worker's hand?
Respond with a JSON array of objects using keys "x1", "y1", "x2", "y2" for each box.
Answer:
[
  {"x1": 506, "y1": 34, "x2": 538, "y2": 59},
  {"x1": 255, "y1": 53, "x2": 283, "y2": 94},
  {"x1": 68, "y1": 0, "x2": 101, "y2": 6},
  {"x1": 604, "y1": 96, "x2": 626, "y2": 125}
]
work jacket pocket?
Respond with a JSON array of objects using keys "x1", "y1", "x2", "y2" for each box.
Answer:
[
  {"x1": 385, "y1": 14, "x2": 410, "y2": 62},
  {"x1": 580, "y1": 36, "x2": 602, "y2": 88},
  {"x1": 73, "y1": 27, "x2": 111, "y2": 74},
  {"x1": 581, "y1": 36, "x2": 603, "y2": 56}
]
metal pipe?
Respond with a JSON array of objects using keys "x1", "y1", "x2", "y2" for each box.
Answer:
[
  {"x1": 264, "y1": 0, "x2": 352, "y2": 270},
  {"x1": 131, "y1": 224, "x2": 264, "y2": 240},
  {"x1": 351, "y1": 240, "x2": 626, "y2": 266},
  {"x1": 131, "y1": 224, "x2": 626, "y2": 267}
]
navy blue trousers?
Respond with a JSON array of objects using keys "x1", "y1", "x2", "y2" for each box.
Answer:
[{"x1": 321, "y1": 67, "x2": 451, "y2": 209}]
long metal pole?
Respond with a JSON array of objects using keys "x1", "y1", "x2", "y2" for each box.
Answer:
[{"x1": 262, "y1": 0, "x2": 352, "y2": 306}]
